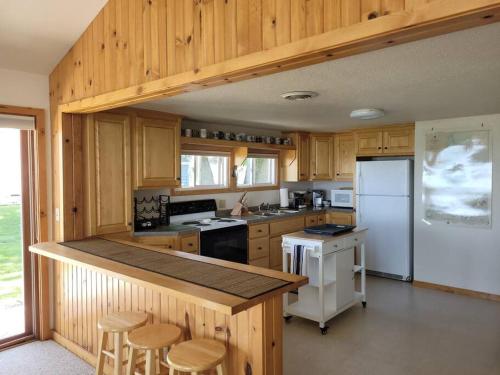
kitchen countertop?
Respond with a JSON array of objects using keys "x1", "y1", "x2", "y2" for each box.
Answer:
[
  {"x1": 220, "y1": 206, "x2": 355, "y2": 224},
  {"x1": 131, "y1": 206, "x2": 355, "y2": 236},
  {"x1": 133, "y1": 224, "x2": 199, "y2": 237},
  {"x1": 30, "y1": 239, "x2": 307, "y2": 315}
]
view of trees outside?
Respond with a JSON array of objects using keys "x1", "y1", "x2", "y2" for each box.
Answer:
[
  {"x1": 0, "y1": 128, "x2": 24, "y2": 340},
  {"x1": 237, "y1": 157, "x2": 276, "y2": 187},
  {"x1": 181, "y1": 154, "x2": 228, "y2": 188}
]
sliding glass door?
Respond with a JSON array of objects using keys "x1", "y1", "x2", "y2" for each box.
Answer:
[{"x1": 0, "y1": 128, "x2": 34, "y2": 347}]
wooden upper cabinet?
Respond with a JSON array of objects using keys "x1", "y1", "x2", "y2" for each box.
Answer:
[
  {"x1": 383, "y1": 127, "x2": 414, "y2": 155},
  {"x1": 133, "y1": 116, "x2": 181, "y2": 188},
  {"x1": 355, "y1": 125, "x2": 414, "y2": 156},
  {"x1": 84, "y1": 113, "x2": 132, "y2": 236},
  {"x1": 355, "y1": 130, "x2": 383, "y2": 156},
  {"x1": 281, "y1": 132, "x2": 309, "y2": 182},
  {"x1": 334, "y1": 133, "x2": 355, "y2": 181},
  {"x1": 298, "y1": 133, "x2": 310, "y2": 181},
  {"x1": 310, "y1": 135, "x2": 334, "y2": 180}
]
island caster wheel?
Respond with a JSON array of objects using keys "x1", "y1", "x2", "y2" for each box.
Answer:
[
  {"x1": 320, "y1": 326, "x2": 329, "y2": 335},
  {"x1": 362, "y1": 301, "x2": 367, "y2": 308},
  {"x1": 284, "y1": 315, "x2": 293, "y2": 322}
]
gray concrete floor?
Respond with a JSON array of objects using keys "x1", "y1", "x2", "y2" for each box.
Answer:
[
  {"x1": 284, "y1": 276, "x2": 500, "y2": 375},
  {"x1": 1, "y1": 277, "x2": 499, "y2": 374}
]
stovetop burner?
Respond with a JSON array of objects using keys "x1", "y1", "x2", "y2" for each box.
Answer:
[
  {"x1": 182, "y1": 221, "x2": 201, "y2": 225},
  {"x1": 219, "y1": 219, "x2": 236, "y2": 223},
  {"x1": 196, "y1": 223, "x2": 211, "y2": 227}
]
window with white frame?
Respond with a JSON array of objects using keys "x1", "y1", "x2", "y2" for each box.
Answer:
[
  {"x1": 180, "y1": 151, "x2": 229, "y2": 190},
  {"x1": 237, "y1": 154, "x2": 277, "y2": 188}
]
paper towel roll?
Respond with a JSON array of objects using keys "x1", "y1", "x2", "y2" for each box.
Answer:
[{"x1": 280, "y1": 188, "x2": 289, "y2": 208}]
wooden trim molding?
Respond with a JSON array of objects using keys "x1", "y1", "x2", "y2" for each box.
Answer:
[
  {"x1": 54, "y1": 0, "x2": 500, "y2": 114},
  {"x1": 0, "y1": 104, "x2": 50, "y2": 341},
  {"x1": 413, "y1": 280, "x2": 500, "y2": 303}
]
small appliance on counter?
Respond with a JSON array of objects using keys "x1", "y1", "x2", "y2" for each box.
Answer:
[
  {"x1": 134, "y1": 195, "x2": 170, "y2": 231},
  {"x1": 291, "y1": 191, "x2": 307, "y2": 209},
  {"x1": 312, "y1": 190, "x2": 325, "y2": 207},
  {"x1": 331, "y1": 188, "x2": 354, "y2": 208}
]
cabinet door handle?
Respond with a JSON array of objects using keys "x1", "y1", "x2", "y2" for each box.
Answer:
[
  {"x1": 176, "y1": 177, "x2": 181, "y2": 181},
  {"x1": 258, "y1": 229, "x2": 262, "y2": 232},
  {"x1": 188, "y1": 243, "x2": 193, "y2": 246},
  {"x1": 384, "y1": 147, "x2": 388, "y2": 150},
  {"x1": 258, "y1": 247, "x2": 262, "y2": 250},
  {"x1": 378, "y1": 147, "x2": 382, "y2": 150}
]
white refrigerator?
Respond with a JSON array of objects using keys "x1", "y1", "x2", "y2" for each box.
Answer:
[{"x1": 356, "y1": 160, "x2": 413, "y2": 281}]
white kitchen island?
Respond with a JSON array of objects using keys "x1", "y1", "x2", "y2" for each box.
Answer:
[{"x1": 282, "y1": 228, "x2": 367, "y2": 334}]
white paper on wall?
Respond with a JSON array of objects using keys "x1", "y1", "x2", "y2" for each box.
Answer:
[{"x1": 423, "y1": 130, "x2": 492, "y2": 227}]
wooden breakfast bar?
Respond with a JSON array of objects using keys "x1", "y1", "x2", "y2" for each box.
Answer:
[{"x1": 30, "y1": 237, "x2": 307, "y2": 375}]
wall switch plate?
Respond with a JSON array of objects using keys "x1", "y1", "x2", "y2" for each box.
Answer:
[
  {"x1": 218, "y1": 199, "x2": 226, "y2": 209},
  {"x1": 55, "y1": 208, "x2": 60, "y2": 222}
]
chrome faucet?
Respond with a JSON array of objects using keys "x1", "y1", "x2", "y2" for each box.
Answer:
[{"x1": 259, "y1": 202, "x2": 270, "y2": 212}]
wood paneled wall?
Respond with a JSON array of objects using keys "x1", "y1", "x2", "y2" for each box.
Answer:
[
  {"x1": 49, "y1": 0, "x2": 500, "y2": 240},
  {"x1": 53, "y1": 259, "x2": 282, "y2": 374},
  {"x1": 49, "y1": 0, "x2": 436, "y2": 107}
]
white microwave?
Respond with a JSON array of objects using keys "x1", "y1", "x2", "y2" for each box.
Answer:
[{"x1": 331, "y1": 189, "x2": 354, "y2": 208}]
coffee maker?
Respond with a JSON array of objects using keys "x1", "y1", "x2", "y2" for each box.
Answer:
[
  {"x1": 291, "y1": 191, "x2": 307, "y2": 209},
  {"x1": 312, "y1": 190, "x2": 325, "y2": 207}
]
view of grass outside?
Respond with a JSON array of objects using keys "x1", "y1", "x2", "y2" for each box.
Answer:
[
  {"x1": 0, "y1": 204, "x2": 22, "y2": 302},
  {"x1": 0, "y1": 128, "x2": 24, "y2": 340}
]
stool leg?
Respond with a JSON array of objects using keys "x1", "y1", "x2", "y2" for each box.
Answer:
[
  {"x1": 145, "y1": 349, "x2": 156, "y2": 375},
  {"x1": 169, "y1": 368, "x2": 175, "y2": 375},
  {"x1": 126, "y1": 347, "x2": 137, "y2": 375},
  {"x1": 114, "y1": 333, "x2": 124, "y2": 375},
  {"x1": 95, "y1": 330, "x2": 108, "y2": 375},
  {"x1": 216, "y1": 363, "x2": 225, "y2": 375}
]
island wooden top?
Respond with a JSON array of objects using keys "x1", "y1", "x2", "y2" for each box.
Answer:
[
  {"x1": 30, "y1": 238, "x2": 308, "y2": 316},
  {"x1": 282, "y1": 227, "x2": 368, "y2": 242}
]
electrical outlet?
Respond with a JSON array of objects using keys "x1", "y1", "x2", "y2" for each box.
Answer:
[{"x1": 218, "y1": 199, "x2": 226, "y2": 209}]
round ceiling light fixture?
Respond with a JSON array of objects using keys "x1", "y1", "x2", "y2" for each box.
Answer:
[
  {"x1": 350, "y1": 108, "x2": 385, "y2": 120},
  {"x1": 281, "y1": 91, "x2": 319, "y2": 101}
]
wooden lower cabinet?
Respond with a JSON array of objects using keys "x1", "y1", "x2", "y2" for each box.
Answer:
[
  {"x1": 128, "y1": 233, "x2": 200, "y2": 254},
  {"x1": 249, "y1": 237, "x2": 270, "y2": 261},
  {"x1": 249, "y1": 256, "x2": 270, "y2": 268},
  {"x1": 270, "y1": 236, "x2": 283, "y2": 270},
  {"x1": 327, "y1": 212, "x2": 354, "y2": 225},
  {"x1": 250, "y1": 216, "x2": 306, "y2": 269}
]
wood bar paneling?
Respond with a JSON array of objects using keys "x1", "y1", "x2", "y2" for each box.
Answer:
[
  {"x1": 52, "y1": 259, "x2": 282, "y2": 375},
  {"x1": 49, "y1": 0, "x2": 500, "y2": 109}
]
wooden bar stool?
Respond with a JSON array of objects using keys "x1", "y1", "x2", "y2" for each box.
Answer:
[
  {"x1": 126, "y1": 324, "x2": 182, "y2": 375},
  {"x1": 96, "y1": 311, "x2": 149, "y2": 375},
  {"x1": 166, "y1": 339, "x2": 226, "y2": 375}
]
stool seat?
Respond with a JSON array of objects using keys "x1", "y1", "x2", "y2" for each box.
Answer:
[
  {"x1": 98, "y1": 311, "x2": 149, "y2": 333},
  {"x1": 167, "y1": 339, "x2": 226, "y2": 373},
  {"x1": 128, "y1": 324, "x2": 181, "y2": 350}
]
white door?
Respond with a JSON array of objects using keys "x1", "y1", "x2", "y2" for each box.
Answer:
[
  {"x1": 356, "y1": 195, "x2": 411, "y2": 279},
  {"x1": 356, "y1": 160, "x2": 411, "y2": 196}
]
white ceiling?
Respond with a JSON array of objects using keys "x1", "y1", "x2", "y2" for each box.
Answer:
[
  {"x1": 0, "y1": 0, "x2": 106, "y2": 75},
  {"x1": 138, "y1": 22, "x2": 500, "y2": 132}
]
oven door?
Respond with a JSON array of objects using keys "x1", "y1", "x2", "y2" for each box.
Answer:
[{"x1": 200, "y1": 225, "x2": 248, "y2": 264}]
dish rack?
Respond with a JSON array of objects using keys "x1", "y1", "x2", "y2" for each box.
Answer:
[{"x1": 281, "y1": 229, "x2": 367, "y2": 334}]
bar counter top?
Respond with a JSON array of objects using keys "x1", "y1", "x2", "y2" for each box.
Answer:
[{"x1": 30, "y1": 237, "x2": 307, "y2": 316}]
